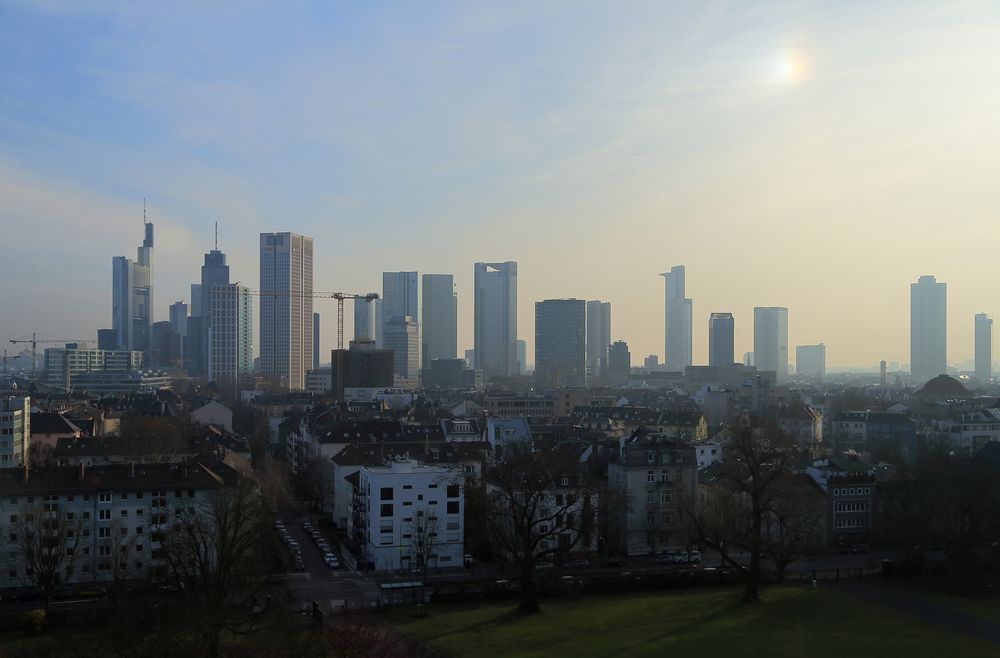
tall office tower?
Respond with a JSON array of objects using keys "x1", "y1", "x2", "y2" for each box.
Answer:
[
  {"x1": 516, "y1": 339, "x2": 527, "y2": 374},
  {"x1": 910, "y1": 275, "x2": 947, "y2": 383},
  {"x1": 474, "y1": 261, "x2": 518, "y2": 378},
  {"x1": 384, "y1": 316, "x2": 419, "y2": 384},
  {"x1": 880, "y1": 360, "x2": 888, "y2": 388},
  {"x1": 208, "y1": 284, "x2": 253, "y2": 389},
  {"x1": 354, "y1": 297, "x2": 378, "y2": 342},
  {"x1": 383, "y1": 271, "x2": 419, "y2": 362},
  {"x1": 709, "y1": 312, "x2": 735, "y2": 367},
  {"x1": 534, "y1": 299, "x2": 587, "y2": 389},
  {"x1": 97, "y1": 329, "x2": 118, "y2": 351},
  {"x1": 975, "y1": 313, "x2": 992, "y2": 383},
  {"x1": 586, "y1": 300, "x2": 612, "y2": 382},
  {"x1": 796, "y1": 343, "x2": 826, "y2": 381},
  {"x1": 260, "y1": 232, "x2": 314, "y2": 390},
  {"x1": 190, "y1": 245, "x2": 233, "y2": 376},
  {"x1": 753, "y1": 307, "x2": 789, "y2": 382},
  {"x1": 608, "y1": 340, "x2": 631, "y2": 382},
  {"x1": 660, "y1": 266, "x2": 692, "y2": 371},
  {"x1": 189, "y1": 284, "x2": 203, "y2": 318},
  {"x1": 169, "y1": 301, "x2": 188, "y2": 338},
  {"x1": 150, "y1": 321, "x2": 181, "y2": 368},
  {"x1": 313, "y1": 313, "x2": 321, "y2": 370},
  {"x1": 421, "y1": 274, "x2": 457, "y2": 367},
  {"x1": 111, "y1": 221, "x2": 154, "y2": 352}
]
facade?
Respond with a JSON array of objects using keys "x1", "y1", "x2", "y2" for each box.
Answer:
[
  {"x1": 975, "y1": 313, "x2": 992, "y2": 383},
  {"x1": 661, "y1": 266, "x2": 692, "y2": 372},
  {"x1": 708, "y1": 312, "x2": 735, "y2": 367},
  {"x1": 208, "y1": 284, "x2": 253, "y2": 388},
  {"x1": 796, "y1": 343, "x2": 826, "y2": 381},
  {"x1": 168, "y1": 302, "x2": 187, "y2": 340},
  {"x1": 189, "y1": 284, "x2": 202, "y2": 318},
  {"x1": 259, "y1": 232, "x2": 314, "y2": 390},
  {"x1": 42, "y1": 348, "x2": 168, "y2": 394},
  {"x1": 535, "y1": 299, "x2": 587, "y2": 389},
  {"x1": 111, "y1": 222, "x2": 154, "y2": 352},
  {"x1": 330, "y1": 341, "x2": 395, "y2": 391},
  {"x1": 608, "y1": 340, "x2": 631, "y2": 382},
  {"x1": 910, "y1": 275, "x2": 947, "y2": 383},
  {"x1": 421, "y1": 274, "x2": 457, "y2": 369},
  {"x1": 0, "y1": 463, "x2": 225, "y2": 589},
  {"x1": 305, "y1": 367, "x2": 332, "y2": 393},
  {"x1": 586, "y1": 300, "x2": 612, "y2": 382},
  {"x1": 354, "y1": 297, "x2": 378, "y2": 342},
  {"x1": 313, "y1": 313, "x2": 321, "y2": 370},
  {"x1": 383, "y1": 271, "x2": 419, "y2": 364},
  {"x1": 149, "y1": 322, "x2": 181, "y2": 369},
  {"x1": 356, "y1": 462, "x2": 464, "y2": 572},
  {"x1": 384, "y1": 316, "x2": 419, "y2": 385},
  {"x1": 473, "y1": 261, "x2": 518, "y2": 378},
  {"x1": 483, "y1": 396, "x2": 554, "y2": 419},
  {"x1": 0, "y1": 397, "x2": 29, "y2": 467},
  {"x1": 753, "y1": 306, "x2": 789, "y2": 382},
  {"x1": 516, "y1": 339, "x2": 527, "y2": 374}
]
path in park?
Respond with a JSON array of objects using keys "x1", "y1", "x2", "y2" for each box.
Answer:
[{"x1": 838, "y1": 582, "x2": 1000, "y2": 645}]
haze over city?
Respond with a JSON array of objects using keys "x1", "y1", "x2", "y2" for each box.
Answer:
[{"x1": 4, "y1": 1, "x2": 1000, "y2": 367}]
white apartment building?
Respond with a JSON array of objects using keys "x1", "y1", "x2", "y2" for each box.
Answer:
[
  {"x1": 357, "y1": 462, "x2": 463, "y2": 572},
  {"x1": 0, "y1": 397, "x2": 30, "y2": 468}
]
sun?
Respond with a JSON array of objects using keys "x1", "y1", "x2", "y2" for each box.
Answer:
[{"x1": 774, "y1": 49, "x2": 811, "y2": 85}]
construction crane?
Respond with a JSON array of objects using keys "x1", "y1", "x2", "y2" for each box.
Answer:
[
  {"x1": 9, "y1": 333, "x2": 86, "y2": 381},
  {"x1": 1, "y1": 349, "x2": 13, "y2": 376}
]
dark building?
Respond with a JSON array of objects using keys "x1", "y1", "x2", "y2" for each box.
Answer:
[
  {"x1": 423, "y1": 358, "x2": 466, "y2": 389},
  {"x1": 184, "y1": 315, "x2": 206, "y2": 376},
  {"x1": 97, "y1": 329, "x2": 118, "y2": 351},
  {"x1": 150, "y1": 321, "x2": 181, "y2": 369},
  {"x1": 709, "y1": 312, "x2": 735, "y2": 367},
  {"x1": 330, "y1": 340, "x2": 394, "y2": 399},
  {"x1": 608, "y1": 340, "x2": 631, "y2": 382}
]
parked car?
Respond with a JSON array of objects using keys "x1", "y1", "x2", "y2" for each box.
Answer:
[
  {"x1": 687, "y1": 551, "x2": 701, "y2": 564},
  {"x1": 293, "y1": 558, "x2": 306, "y2": 572},
  {"x1": 535, "y1": 561, "x2": 555, "y2": 572},
  {"x1": 561, "y1": 559, "x2": 591, "y2": 570}
]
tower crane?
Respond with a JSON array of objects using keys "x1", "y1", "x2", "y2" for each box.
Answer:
[{"x1": 9, "y1": 333, "x2": 86, "y2": 381}]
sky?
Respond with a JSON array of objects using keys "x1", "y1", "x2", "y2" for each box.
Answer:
[{"x1": 3, "y1": 0, "x2": 1000, "y2": 369}]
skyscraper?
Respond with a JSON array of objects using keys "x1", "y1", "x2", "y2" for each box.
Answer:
[
  {"x1": 354, "y1": 297, "x2": 378, "y2": 342},
  {"x1": 586, "y1": 300, "x2": 612, "y2": 382},
  {"x1": 421, "y1": 274, "x2": 457, "y2": 367},
  {"x1": 383, "y1": 271, "x2": 419, "y2": 359},
  {"x1": 189, "y1": 244, "x2": 232, "y2": 376},
  {"x1": 169, "y1": 301, "x2": 188, "y2": 339},
  {"x1": 910, "y1": 275, "x2": 946, "y2": 383},
  {"x1": 661, "y1": 266, "x2": 692, "y2": 372},
  {"x1": 260, "y1": 232, "x2": 314, "y2": 390},
  {"x1": 516, "y1": 339, "x2": 527, "y2": 374},
  {"x1": 189, "y1": 284, "x2": 202, "y2": 318},
  {"x1": 709, "y1": 312, "x2": 735, "y2": 367},
  {"x1": 384, "y1": 316, "x2": 419, "y2": 385},
  {"x1": 796, "y1": 343, "x2": 826, "y2": 381},
  {"x1": 208, "y1": 284, "x2": 253, "y2": 389},
  {"x1": 608, "y1": 340, "x2": 631, "y2": 382},
  {"x1": 474, "y1": 261, "x2": 518, "y2": 378},
  {"x1": 111, "y1": 221, "x2": 154, "y2": 352},
  {"x1": 534, "y1": 299, "x2": 587, "y2": 389},
  {"x1": 753, "y1": 307, "x2": 788, "y2": 382},
  {"x1": 975, "y1": 312, "x2": 992, "y2": 383}
]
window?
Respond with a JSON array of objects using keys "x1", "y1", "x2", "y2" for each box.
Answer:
[
  {"x1": 120, "y1": 510, "x2": 128, "y2": 519},
  {"x1": 380, "y1": 487, "x2": 393, "y2": 501},
  {"x1": 380, "y1": 504, "x2": 393, "y2": 517},
  {"x1": 646, "y1": 450, "x2": 655, "y2": 464},
  {"x1": 661, "y1": 491, "x2": 671, "y2": 504},
  {"x1": 429, "y1": 484, "x2": 438, "y2": 489},
  {"x1": 98, "y1": 527, "x2": 110, "y2": 538},
  {"x1": 647, "y1": 492, "x2": 655, "y2": 504},
  {"x1": 560, "y1": 476, "x2": 569, "y2": 486},
  {"x1": 136, "y1": 491, "x2": 144, "y2": 500},
  {"x1": 99, "y1": 509, "x2": 111, "y2": 521},
  {"x1": 646, "y1": 471, "x2": 655, "y2": 483},
  {"x1": 402, "y1": 485, "x2": 412, "y2": 490},
  {"x1": 98, "y1": 493, "x2": 111, "y2": 504},
  {"x1": 121, "y1": 492, "x2": 128, "y2": 500},
  {"x1": 447, "y1": 501, "x2": 459, "y2": 514},
  {"x1": 447, "y1": 484, "x2": 460, "y2": 498},
  {"x1": 136, "y1": 526, "x2": 144, "y2": 535}
]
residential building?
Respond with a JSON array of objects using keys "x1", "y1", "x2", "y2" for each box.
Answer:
[
  {"x1": 910, "y1": 275, "x2": 947, "y2": 383},
  {"x1": 753, "y1": 306, "x2": 789, "y2": 382},
  {"x1": 111, "y1": 222, "x2": 154, "y2": 352},
  {"x1": 421, "y1": 274, "x2": 457, "y2": 369},
  {"x1": 208, "y1": 284, "x2": 253, "y2": 389},
  {"x1": 383, "y1": 316, "x2": 419, "y2": 386},
  {"x1": 474, "y1": 261, "x2": 518, "y2": 378},
  {"x1": 796, "y1": 343, "x2": 826, "y2": 381},
  {"x1": 776, "y1": 403, "x2": 823, "y2": 456},
  {"x1": 535, "y1": 299, "x2": 587, "y2": 389},
  {"x1": 259, "y1": 232, "x2": 314, "y2": 390},
  {"x1": 190, "y1": 400, "x2": 233, "y2": 432},
  {"x1": 975, "y1": 313, "x2": 992, "y2": 383},
  {"x1": 661, "y1": 266, "x2": 692, "y2": 371},
  {"x1": 708, "y1": 313, "x2": 735, "y2": 367},
  {"x1": 586, "y1": 300, "x2": 611, "y2": 382},
  {"x1": 356, "y1": 461, "x2": 464, "y2": 572},
  {"x1": 0, "y1": 397, "x2": 29, "y2": 467}
]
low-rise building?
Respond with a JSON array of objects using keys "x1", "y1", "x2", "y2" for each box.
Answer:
[{"x1": 0, "y1": 397, "x2": 30, "y2": 468}]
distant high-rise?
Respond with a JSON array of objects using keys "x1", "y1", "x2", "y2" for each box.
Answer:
[
  {"x1": 313, "y1": 313, "x2": 321, "y2": 370},
  {"x1": 516, "y1": 339, "x2": 527, "y2": 374},
  {"x1": 474, "y1": 261, "x2": 518, "y2": 378},
  {"x1": 644, "y1": 354, "x2": 658, "y2": 369},
  {"x1": 608, "y1": 340, "x2": 631, "y2": 382},
  {"x1": 260, "y1": 232, "x2": 314, "y2": 390},
  {"x1": 384, "y1": 316, "x2": 419, "y2": 384},
  {"x1": 709, "y1": 313, "x2": 735, "y2": 367},
  {"x1": 421, "y1": 274, "x2": 457, "y2": 368},
  {"x1": 169, "y1": 301, "x2": 188, "y2": 338},
  {"x1": 208, "y1": 284, "x2": 253, "y2": 388},
  {"x1": 354, "y1": 297, "x2": 378, "y2": 342},
  {"x1": 535, "y1": 299, "x2": 587, "y2": 389},
  {"x1": 464, "y1": 349, "x2": 476, "y2": 368},
  {"x1": 586, "y1": 300, "x2": 612, "y2": 382},
  {"x1": 796, "y1": 343, "x2": 826, "y2": 381},
  {"x1": 975, "y1": 313, "x2": 992, "y2": 383},
  {"x1": 661, "y1": 266, "x2": 692, "y2": 371},
  {"x1": 753, "y1": 307, "x2": 788, "y2": 382},
  {"x1": 910, "y1": 275, "x2": 946, "y2": 383},
  {"x1": 189, "y1": 244, "x2": 233, "y2": 376},
  {"x1": 111, "y1": 221, "x2": 154, "y2": 352},
  {"x1": 383, "y1": 272, "x2": 419, "y2": 361}
]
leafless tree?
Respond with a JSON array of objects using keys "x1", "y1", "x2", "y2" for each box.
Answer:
[
  {"x1": 102, "y1": 518, "x2": 138, "y2": 604},
  {"x1": 257, "y1": 456, "x2": 294, "y2": 516},
  {"x1": 763, "y1": 478, "x2": 826, "y2": 583},
  {"x1": 6, "y1": 501, "x2": 84, "y2": 608},
  {"x1": 118, "y1": 415, "x2": 191, "y2": 462},
  {"x1": 301, "y1": 455, "x2": 335, "y2": 512}
]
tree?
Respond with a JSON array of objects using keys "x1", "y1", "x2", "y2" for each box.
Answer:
[
  {"x1": 118, "y1": 414, "x2": 191, "y2": 462},
  {"x1": 102, "y1": 519, "x2": 137, "y2": 605},
  {"x1": 763, "y1": 476, "x2": 826, "y2": 582},
  {"x1": 300, "y1": 455, "x2": 335, "y2": 512},
  {"x1": 257, "y1": 456, "x2": 294, "y2": 516},
  {"x1": 7, "y1": 501, "x2": 83, "y2": 608},
  {"x1": 484, "y1": 442, "x2": 597, "y2": 614},
  {"x1": 158, "y1": 475, "x2": 265, "y2": 657}
]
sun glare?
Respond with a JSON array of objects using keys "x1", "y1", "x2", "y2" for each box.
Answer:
[{"x1": 774, "y1": 48, "x2": 811, "y2": 85}]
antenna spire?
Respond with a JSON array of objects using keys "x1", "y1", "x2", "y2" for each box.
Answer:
[
  {"x1": 215, "y1": 221, "x2": 218, "y2": 250},
  {"x1": 143, "y1": 197, "x2": 147, "y2": 223}
]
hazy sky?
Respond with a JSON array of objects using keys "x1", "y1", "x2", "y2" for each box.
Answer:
[{"x1": 3, "y1": 1, "x2": 1000, "y2": 369}]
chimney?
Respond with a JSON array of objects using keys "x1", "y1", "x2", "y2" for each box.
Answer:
[{"x1": 78, "y1": 462, "x2": 86, "y2": 482}]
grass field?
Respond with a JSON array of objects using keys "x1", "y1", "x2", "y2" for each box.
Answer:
[{"x1": 391, "y1": 585, "x2": 999, "y2": 658}]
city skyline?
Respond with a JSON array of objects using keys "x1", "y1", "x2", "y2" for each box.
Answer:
[{"x1": 4, "y1": 3, "x2": 1000, "y2": 368}]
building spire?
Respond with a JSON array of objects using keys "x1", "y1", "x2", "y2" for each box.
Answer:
[
  {"x1": 143, "y1": 197, "x2": 147, "y2": 223},
  {"x1": 215, "y1": 221, "x2": 218, "y2": 250}
]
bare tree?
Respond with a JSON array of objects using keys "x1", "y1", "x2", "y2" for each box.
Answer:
[
  {"x1": 118, "y1": 415, "x2": 191, "y2": 462},
  {"x1": 405, "y1": 506, "x2": 440, "y2": 576},
  {"x1": 301, "y1": 455, "x2": 335, "y2": 513},
  {"x1": 257, "y1": 456, "x2": 294, "y2": 516},
  {"x1": 484, "y1": 443, "x2": 597, "y2": 614},
  {"x1": 7, "y1": 501, "x2": 83, "y2": 608},
  {"x1": 103, "y1": 519, "x2": 137, "y2": 604},
  {"x1": 763, "y1": 478, "x2": 826, "y2": 583}
]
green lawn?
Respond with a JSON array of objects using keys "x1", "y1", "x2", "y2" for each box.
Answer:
[
  {"x1": 392, "y1": 586, "x2": 999, "y2": 658},
  {"x1": 886, "y1": 585, "x2": 1000, "y2": 626}
]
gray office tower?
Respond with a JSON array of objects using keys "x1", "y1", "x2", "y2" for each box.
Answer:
[
  {"x1": 260, "y1": 232, "x2": 314, "y2": 390},
  {"x1": 516, "y1": 339, "x2": 527, "y2": 374},
  {"x1": 709, "y1": 313, "x2": 735, "y2": 367},
  {"x1": 111, "y1": 221, "x2": 154, "y2": 352},
  {"x1": 535, "y1": 299, "x2": 587, "y2": 389},
  {"x1": 661, "y1": 266, "x2": 692, "y2": 371},
  {"x1": 474, "y1": 261, "x2": 518, "y2": 378},
  {"x1": 753, "y1": 307, "x2": 789, "y2": 382},
  {"x1": 586, "y1": 300, "x2": 611, "y2": 382},
  {"x1": 796, "y1": 343, "x2": 826, "y2": 381},
  {"x1": 421, "y1": 274, "x2": 457, "y2": 367},
  {"x1": 910, "y1": 275, "x2": 947, "y2": 383},
  {"x1": 169, "y1": 301, "x2": 188, "y2": 338},
  {"x1": 975, "y1": 313, "x2": 992, "y2": 383},
  {"x1": 354, "y1": 297, "x2": 378, "y2": 342},
  {"x1": 383, "y1": 271, "x2": 419, "y2": 362},
  {"x1": 313, "y1": 313, "x2": 321, "y2": 370},
  {"x1": 187, "y1": 245, "x2": 231, "y2": 376}
]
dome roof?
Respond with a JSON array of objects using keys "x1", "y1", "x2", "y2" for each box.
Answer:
[{"x1": 916, "y1": 374, "x2": 970, "y2": 398}]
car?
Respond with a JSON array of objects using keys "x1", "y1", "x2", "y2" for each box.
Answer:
[
  {"x1": 850, "y1": 544, "x2": 870, "y2": 555},
  {"x1": 561, "y1": 559, "x2": 591, "y2": 570},
  {"x1": 324, "y1": 556, "x2": 340, "y2": 569},
  {"x1": 535, "y1": 561, "x2": 555, "y2": 572},
  {"x1": 287, "y1": 540, "x2": 299, "y2": 550},
  {"x1": 654, "y1": 554, "x2": 675, "y2": 566},
  {"x1": 687, "y1": 551, "x2": 701, "y2": 564},
  {"x1": 273, "y1": 521, "x2": 285, "y2": 530}
]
